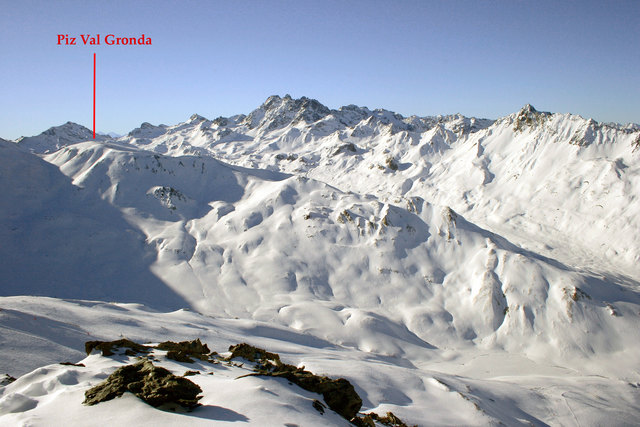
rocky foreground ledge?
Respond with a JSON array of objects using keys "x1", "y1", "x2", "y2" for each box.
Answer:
[{"x1": 81, "y1": 338, "x2": 414, "y2": 427}]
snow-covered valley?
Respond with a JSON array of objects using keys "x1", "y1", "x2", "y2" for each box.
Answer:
[{"x1": 1, "y1": 96, "x2": 639, "y2": 425}]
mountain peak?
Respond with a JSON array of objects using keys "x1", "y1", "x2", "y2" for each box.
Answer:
[
  {"x1": 260, "y1": 95, "x2": 329, "y2": 112},
  {"x1": 245, "y1": 95, "x2": 331, "y2": 130},
  {"x1": 516, "y1": 103, "x2": 553, "y2": 117},
  {"x1": 16, "y1": 122, "x2": 108, "y2": 153},
  {"x1": 42, "y1": 121, "x2": 89, "y2": 134},
  {"x1": 188, "y1": 113, "x2": 207, "y2": 123},
  {"x1": 128, "y1": 121, "x2": 168, "y2": 139},
  {"x1": 513, "y1": 104, "x2": 551, "y2": 131}
]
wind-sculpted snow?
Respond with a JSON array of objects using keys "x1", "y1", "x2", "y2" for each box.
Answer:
[
  {"x1": 38, "y1": 141, "x2": 640, "y2": 373},
  {"x1": 1, "y1": 296, "x2": 639, "y2": 426},
  {"x1": 2, "y1": 97, "x2": 640, "y2": 425}
]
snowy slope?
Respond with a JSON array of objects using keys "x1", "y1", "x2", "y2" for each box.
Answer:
[
  {"x1": 0, "y1": 141, "x2": 187, "y2": 308},
  {"x1": 1, "y1": 97, "x2": 640, "y2": 425},
  {"x1": 1, "y1": 296, "x2": 639, "y2": 426}
]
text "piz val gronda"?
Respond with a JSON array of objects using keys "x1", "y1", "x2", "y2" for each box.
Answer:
[{"x1": 57, "y1": 34, "x2": 152, "y2": 46}]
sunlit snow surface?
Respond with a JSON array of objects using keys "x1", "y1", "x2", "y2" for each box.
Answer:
[{"x1": 2, "y1": 98, "x2": 640, "y2": 425}]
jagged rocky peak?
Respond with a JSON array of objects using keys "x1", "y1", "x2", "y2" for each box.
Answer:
[
  {"x1": 212, "y1": 116, "x2": 229, "y2": 127},
  {"x1": 333, "y1": 103, "x2": 408, "y2": 130},
  {"x1": 332, "y1": 104, "x2": 373, "y2": 127},
  {"x1": 340, "y1": 104, "x2": 366, "y2": 112},
  {"x1": 270, "y1": 94, "x2": 330, "y2": 117},
  {"x1": 514, "y1": 103, "x2": 551, "y2": 131},
  {"x1": 260, "y1": 94, "x2": 286, "y2": 111},
  {"x1": 245, "y1": 95, "x2": 331, "y2": 130},
  {"x1": 188, "y1": 113, "x2": 208, "y2": 123},
  {"x1": 520, "y1": 103, "x2": 552, "y2": 117}
]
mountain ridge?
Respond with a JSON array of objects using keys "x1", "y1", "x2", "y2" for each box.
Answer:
[
  {"x1": 8, "y1": 96, "x2": 640, "y2": 279},
  {"x1": 2, "y1": 96, "x2": 640, "y2": 425},
  {"x1": 12, "y1": 97, "x2": 639, "y2": 155}
]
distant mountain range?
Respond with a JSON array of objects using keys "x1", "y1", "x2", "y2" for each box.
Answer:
[{"x1": 2, "y1": 96, "x2": 639, "y2": 425}]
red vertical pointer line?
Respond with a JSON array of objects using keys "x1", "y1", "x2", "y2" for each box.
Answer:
[{"x1": 93, "y1": 53, "x2": 96, "y2": 139}]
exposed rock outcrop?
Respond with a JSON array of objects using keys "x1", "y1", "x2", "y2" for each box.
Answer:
[{"x1": 83, "y1": 359, "x2": 202, "y2": 409}]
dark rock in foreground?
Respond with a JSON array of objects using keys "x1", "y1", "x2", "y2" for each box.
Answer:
[
  {"x1": 353, "y1": 411, "x2": 414, "y2": 427},
  {"x1": 229, "y1": 342, "x2": 362, "y2": 420},
  {"x1": 157, "y1": 339, "x2": 211, "y2": 363},
  {"x1": 0, "y1": 374, "x2": 16, "y2": 386},
  {"x1": 81, "y1": 338, "x2": 412, "y2": 425},
  {"x1": 85, "y1": 339, "x2": 151, "y2": 356},
  {"x1": 83, "y1": 359, "x2": 202, "y2": 409}
]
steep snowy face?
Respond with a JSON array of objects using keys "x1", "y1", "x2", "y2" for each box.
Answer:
[
  {"x1": 503, "y1": 103, "x2": 639, "y2": 147},
  {"x1": 0, "y1": 141, "x2": 186, "y2": 308},
  {"x1": 15, "y1": 122, "x2": 111, "y2": 153},
  {"x1": 452, "y1": 105, "x2": 640, "y2": 277}
]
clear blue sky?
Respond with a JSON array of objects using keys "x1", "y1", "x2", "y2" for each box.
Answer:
[{"x1": 1, "y1": 0, "x2": 638, "y2": 139}]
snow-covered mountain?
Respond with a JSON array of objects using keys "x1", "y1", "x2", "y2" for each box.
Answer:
[
  {"x1": 1, "y1": 96, "x2": 639, "y2": 425},
  {"x1": 15, "y1": 122, "x2": 112, "y2": 154}
]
